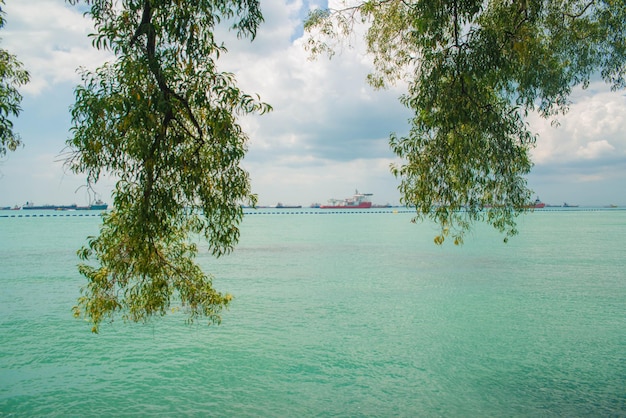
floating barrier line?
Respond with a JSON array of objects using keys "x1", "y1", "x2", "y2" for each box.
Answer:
[
  {"x1": 243, "y1": 210, "x2": 415, "y2": 215},
  {"x1": 0, "y1": 213, "x2": 105, "y2": 218},
  {"x1": 1, "y1": 207, "x2": 624, "y2": 219},
  {"x1": 242, "y1": 207, "x2": 625, "y2": 215}
]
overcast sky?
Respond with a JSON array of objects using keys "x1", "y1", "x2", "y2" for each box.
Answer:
[{"x1": 1, "y1": 0, "x2": 625, "y2": 208}]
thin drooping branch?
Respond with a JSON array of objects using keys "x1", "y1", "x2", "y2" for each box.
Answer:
[
  {"x1": 132, "y1": 0, "x2": 204, "y2": 144},
  {"x1": 564, "y1": 1, "x2": 595, "y2": 19}
]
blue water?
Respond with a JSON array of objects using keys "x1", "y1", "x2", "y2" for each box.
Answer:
[{"x1": 1, "y1": 208, "x2": 625, "y2": 416}]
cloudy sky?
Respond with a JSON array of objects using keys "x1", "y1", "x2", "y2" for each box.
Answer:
[{"x1": 1, "y1": 0, "x2": 625, "y2": 208}]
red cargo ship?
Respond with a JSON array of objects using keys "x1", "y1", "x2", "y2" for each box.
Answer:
[{"x1": 320, "y1": 190, "x2": 373, "y2": 209}]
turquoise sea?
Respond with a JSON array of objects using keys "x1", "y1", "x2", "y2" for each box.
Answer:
[{"x1": 1, "y1": 208, "x2": 625, "y2": 417}]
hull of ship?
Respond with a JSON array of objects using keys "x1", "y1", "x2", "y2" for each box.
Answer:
[
  {"x1": 22, "y1": 205, "x2": 78, "y2": 210},
  {"x1": 76, "y1": 204, "x2": 108, "y2": 210}
]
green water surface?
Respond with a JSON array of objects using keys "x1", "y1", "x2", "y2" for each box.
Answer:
[{"x1": 1, "y1": 209, "x2": 624, "y2": 416}]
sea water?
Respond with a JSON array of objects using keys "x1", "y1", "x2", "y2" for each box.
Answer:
[{"x1": 0, "y1": 208, "x2": 625, "y2": 417}]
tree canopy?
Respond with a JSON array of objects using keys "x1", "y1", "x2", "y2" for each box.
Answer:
[
  {"x1": 66, "y1": 0, "x2": 270, "y2": 332},
  {"x1": 0, "y1": 0, "x2": 30, "y2": 158},
  {"x1": 306, "y1": 0, "x2": 626, "y2": 244}
]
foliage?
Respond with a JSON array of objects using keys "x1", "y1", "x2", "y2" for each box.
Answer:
[
  {"x1": 66, "y1": 0, "x2": 270, "y2": 332},
  {"x1": 0, "y1": 0, "x2": 30, "y2": 158},
  {"x1": 306, "y1": 0, "x2": 626, "y2": 244}
]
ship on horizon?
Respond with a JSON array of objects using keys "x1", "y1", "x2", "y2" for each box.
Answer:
[
  {"x1": 532, "y1": 198, "x2": 545, "y2": 209},
  {"x1": 22, "y1": 202, "x2": 78, "y2": 211},
  {"x1": 320, "y1": 190, "x2": 373, "y2": 209},
  {"x1": 76, "y1": 199, "x2": 109, "y2": 211},
  {"x1": 20, "y1": 199, "x2": 108, "y2": 211},
  {"x1": 274, "y1": 202, "x2": 302, "y2": 209}
]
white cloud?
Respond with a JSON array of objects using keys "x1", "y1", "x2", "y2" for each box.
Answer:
[
  {"x1": 576, "y1": 140, "x2": 615, "y2": 159},
  {"x1": 531, "y1": 85, "x2": 626, "y2": 166},
  {"x1": 527, "y1": 84, "x2": 626, "y2": 204},
  {"x1": 2, "y1": 0, "x2": 111, "y2": 95}
]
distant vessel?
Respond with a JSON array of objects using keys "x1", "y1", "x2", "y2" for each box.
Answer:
[
  {"x1": 532, "y1": 198, "x2": 545, "y2": 209},
  {"x1": 275, "y1": 203, "x2": 302, "y2": 209},
  {"x1": 77, "y1": 199, "x2": 109, "y2": 210},
  {"x1": 22, "y1": 202, "x2": 78, "y2": 210},
  {"x1": 562, "y1": 202, "x2": 578, "y2": 208},
  {"x1": 320, "y1": 190, "x2": 373, "y2": 209},
  {"x1": 20, "y1": 199, "x2": 108, "y2": 211}
]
